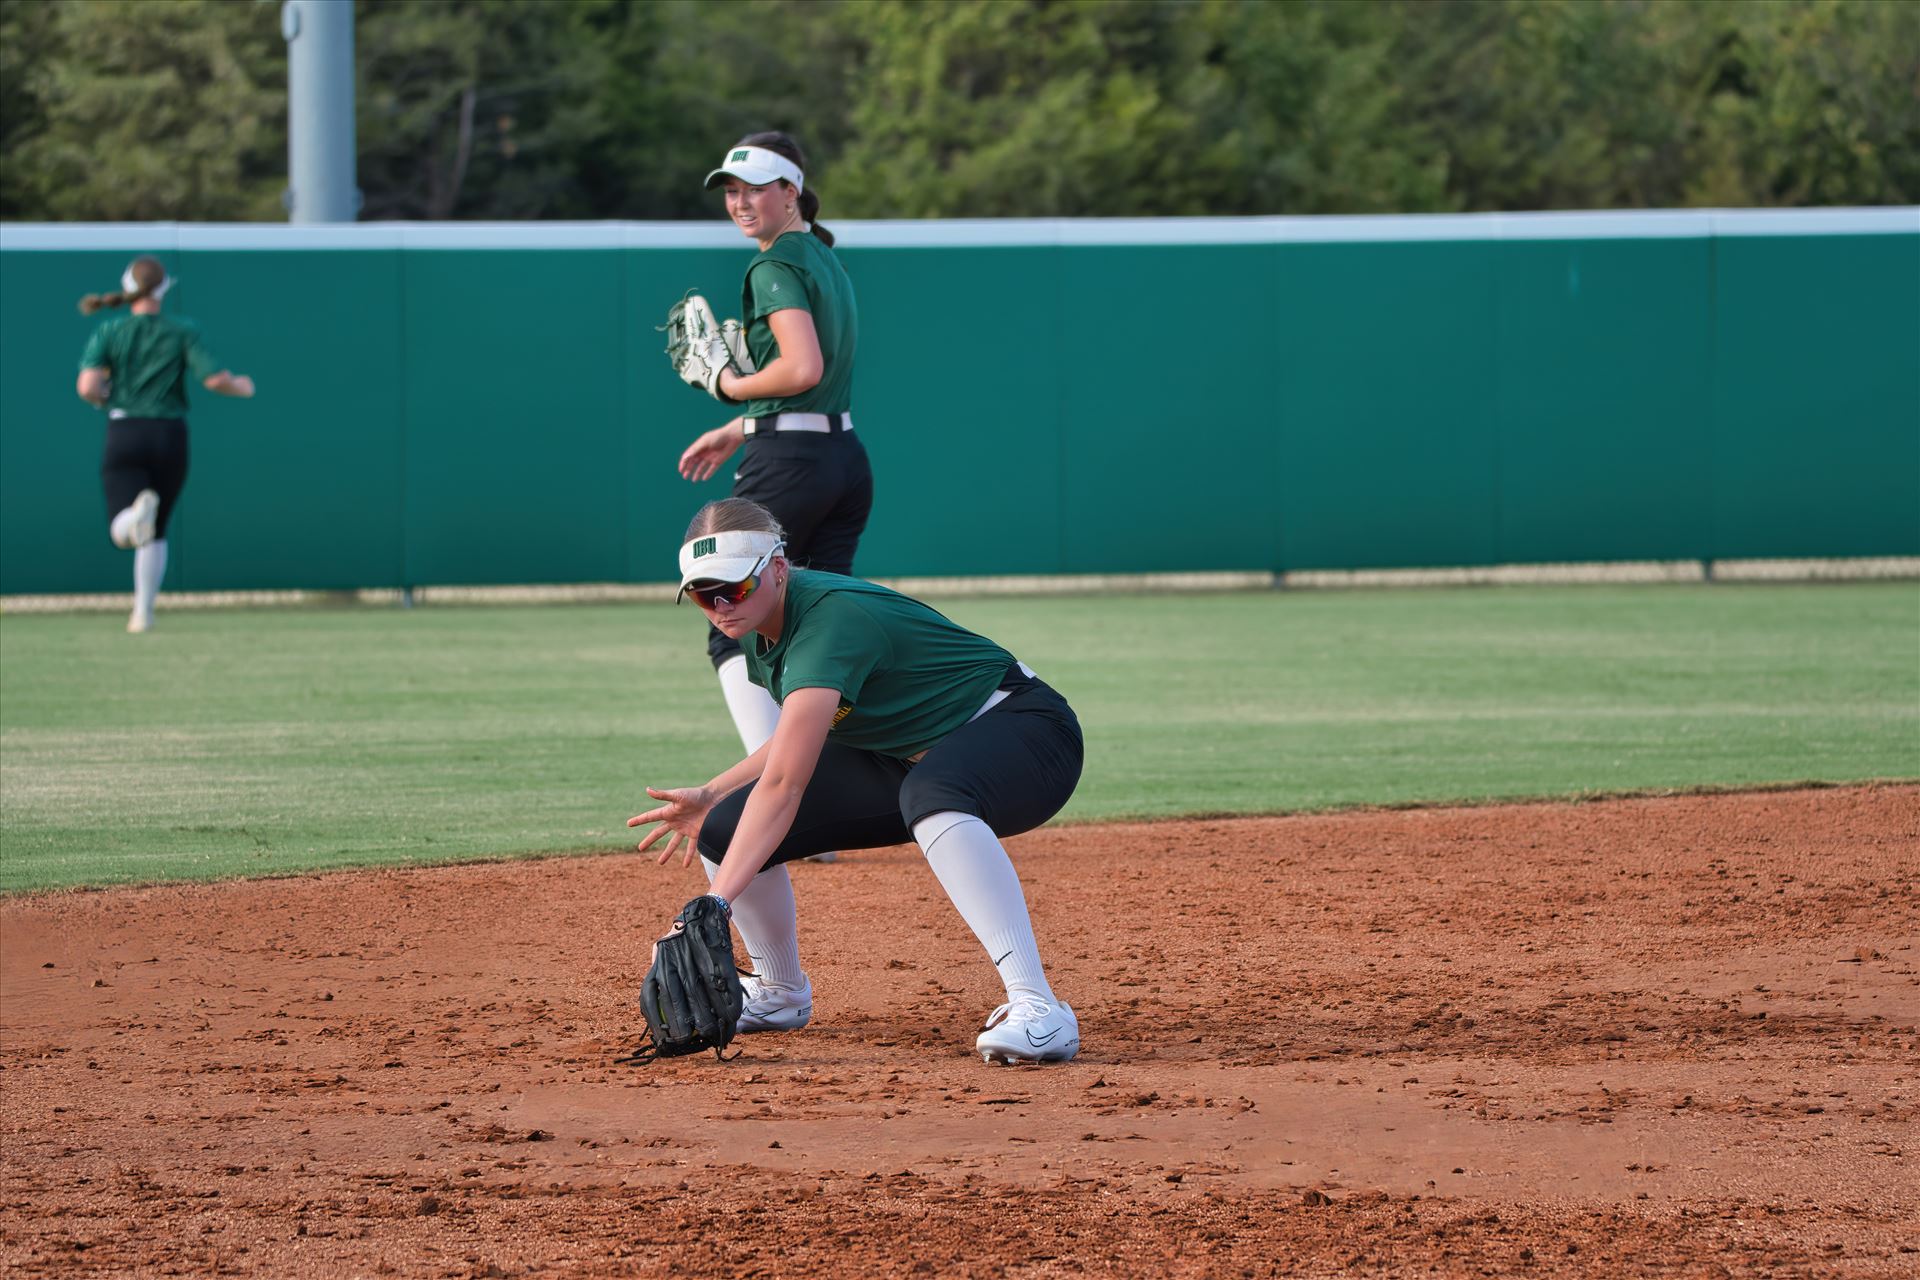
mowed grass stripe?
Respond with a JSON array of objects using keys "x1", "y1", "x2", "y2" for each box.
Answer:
[{"x1": 2, "y1": 582, "x2": 1914, "y2": 892}]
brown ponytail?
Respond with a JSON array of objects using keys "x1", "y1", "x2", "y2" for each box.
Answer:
[
  {"x1": 796, "y1": 187, "x2": 833, "y2": 248},
  {"x1": 78, "y1": 290, "x2": 129, "y2": 315},
  {"x1": 737, "y1": 131, "x2": 834, "y2": 248},
  {"x1": 78, "y1": 256, "x2": 167, "y2": 314}
]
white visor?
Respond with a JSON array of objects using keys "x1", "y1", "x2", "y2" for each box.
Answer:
[
  {"x1": 123, "y1": 264, "x2": 172, "y2": 302},
  {"x1": 704, "y1": 145, "x2": 804, "y2": 193},
  {"x1": 676, "y1": 529, "x2": 785, "y2": 602}
]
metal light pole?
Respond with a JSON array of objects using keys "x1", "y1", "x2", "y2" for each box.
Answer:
[{"x1": 282, "y1": 0, "x2": 359, "y2": 223}]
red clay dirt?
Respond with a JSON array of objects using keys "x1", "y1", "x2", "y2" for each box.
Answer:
[{"x1": 3, "y1": 784, "x2": 1916, "y2": 1278}]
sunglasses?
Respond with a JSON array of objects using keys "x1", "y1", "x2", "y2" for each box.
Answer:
[{"x1": 686, "y1": 548, "x2": 777, "y2": 610}]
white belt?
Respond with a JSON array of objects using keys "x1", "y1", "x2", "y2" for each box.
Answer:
[
  {"x1": 967, "y1": 661, "x2": 1037, "y2": 723},
  {"x1": 907, "y1": 663, "x2": 1038, "y2": 763},
  {"x1": 743, "y1": 412, "x2": 853, "y2": 435}
]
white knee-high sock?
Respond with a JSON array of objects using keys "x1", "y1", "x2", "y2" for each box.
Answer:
[
  {"x1": 716, "y1": 653, "x2": 781, "y2": 752},
  {"x1": 912, "y1": 811, "x2": 1057, "y2": 1007},
  {"x1": 110, "y1": 505, "x2": 139, "y2": 550},
  {"x1": 701, "y1": 855, "x2": 805, "y2": 991},
  {"x1": 133, "y1": 539, "x2": 168, "y2": 623}
]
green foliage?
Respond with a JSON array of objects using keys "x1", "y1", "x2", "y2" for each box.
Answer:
[
  {"x1": 355, "y1": 0, "x2": 612, "y2": 219},
  {"x1": 0, "y1": 0, "x2": 285, "y2": 221},
  {"x1": 830, "y1": 0, "x2": 1240, "y2": 217},
  {"x1": 579, "y1": 0, "x2": 862, "y2": 221},
  {"x1": 0, "y1": 0, "x2": 58, "y2": 218},
  {"x1": 2, "y1": 0, "x2": 1915, "y2": 221},
  {"x1": 1200, "y1": 0, "x2": 1455, "y2": 214},
  {"x1": 1694, "y1": 0, "x2": 1920, "y2": 207}
]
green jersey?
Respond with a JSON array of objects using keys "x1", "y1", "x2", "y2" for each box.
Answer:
[
  {"x1": 739, "y1": 230, "x2": 857, "y2": 419},
  {"x1": 745, "y1": 571, "x2": 1015, "y2": 759},
  {"x1": 78, "y1": 313, "x2": 220, "y2": 420}
]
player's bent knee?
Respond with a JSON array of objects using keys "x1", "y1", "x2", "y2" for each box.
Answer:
[
  {"x1": 899, "y1": 770, "x2": 989, "y2": 835},
  {"x1": 908, "y1": 809, "x2": 980, "y2": 856}
]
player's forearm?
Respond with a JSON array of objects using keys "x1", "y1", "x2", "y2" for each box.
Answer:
[
  {"x1": 76, "y1": 369, "x2": 110, "y2": 406},
  {"x1": 707, "y1": 779, "x2": 805, "y2": 900},
  {"x1": 720, "y1": 354, "x2": 821, "y2": 402}
]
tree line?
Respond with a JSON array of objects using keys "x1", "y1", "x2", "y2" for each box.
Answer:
[{"x1": 3, "y1": 0, "x2": 1914, "y2": 223}]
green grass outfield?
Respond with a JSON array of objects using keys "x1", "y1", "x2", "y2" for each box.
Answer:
[{"x1": 2, "y1": 582, "x2": 1915, "y2": 893}]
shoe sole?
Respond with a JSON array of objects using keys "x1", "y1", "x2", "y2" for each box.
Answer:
[
  {"x1": 130, "y1": 490, "x2": 160, "y2": 548},
  {"x1": 979, "y1": 1037, "x2": 1080, "y2": 1065},
  {"x1": 737, "y1": 1005, "x2": 812, "y2": 1034}
]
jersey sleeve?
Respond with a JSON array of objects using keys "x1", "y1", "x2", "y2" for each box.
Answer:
[
  {"x1": 78, "y1": 322, "x2": 110, "y2": 371},
  {"x1": 777, "y1": 594, "x2": 890, "y2": 704},
  {"x1": 181, "y1": 321, "x2": 220, "y2": 381},
  {"x1": 746, "y1": 260, "x2": 812, "y2": 317}
]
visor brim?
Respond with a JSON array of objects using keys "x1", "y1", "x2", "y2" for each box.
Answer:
[
  {"x1": 704, "y1": 164, "x2": 791, "y2": 190},
  {"x1": 675, "y1": 558, "x2": 767, "y2": 603}
]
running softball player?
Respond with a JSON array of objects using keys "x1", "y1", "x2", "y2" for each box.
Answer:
[
  {"x1": 673, "y1": 133, "x2": 873, "y2": 803},
  {"x1": 628, "y1": 498, "x2": 1084, "y2": 1064},
  {"x1": 75, "y1": 256, "x2": 255, "y2": 633}
]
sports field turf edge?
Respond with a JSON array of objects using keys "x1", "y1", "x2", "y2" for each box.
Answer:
[{"x1": 3, "y1": 582, "x2": 1914, "y2": 893}]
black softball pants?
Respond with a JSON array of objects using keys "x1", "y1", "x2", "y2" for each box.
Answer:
[
  {"x1": 100, "y1": 417, "x2": 189, "y2": 541},
  {"x1": 707, "y1": 430, "x2": 873, "y2": 668},
  {"x1": 697, "y1": 671, "x2": 1084, "y2": 869}
]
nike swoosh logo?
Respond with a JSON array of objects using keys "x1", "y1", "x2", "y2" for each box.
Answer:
[
  {"x1": 993, "y1": 949, "x2": 1014, "y2": 967},
  {"x1": 1026, "y1": 1026, "x2": 1062, "y2": 1047}
]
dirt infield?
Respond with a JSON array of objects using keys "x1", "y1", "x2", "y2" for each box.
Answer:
[{"x1": 3, "y1": 785, "x2": 1915, "y2": 1278}]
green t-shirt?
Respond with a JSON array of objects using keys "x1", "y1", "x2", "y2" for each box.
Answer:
[
  {"x1": 738, "y1": 229, "x2": 857, "y2": 419},
  {"x1": 78, "y1": 313, "x2": 220, "y2": 420},
  {"x1": 745, "y1": 571, "x2": 1015, "y2": 759}
]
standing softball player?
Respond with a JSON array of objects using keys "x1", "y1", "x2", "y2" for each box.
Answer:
[
  {"x1": 628, "y1": 498, "x2": 1083, "y2": 1064},
  {"x1": 670, "y1": 132, "x2": 873, "y2": 809},
  {"x1": 75, "y1": 256, "x2": 255, "y2": 633}
]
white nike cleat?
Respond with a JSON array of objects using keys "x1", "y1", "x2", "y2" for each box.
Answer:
[
  {"x1": 126, "y1": 610, "x2": 152, "y2": 634},
  {"x1": 976, "y1": 998, "x2": 1079, "y2": 1064},
  {"x1": 128, "y1": 489, "x2": 160, "y2": 548},
  {"x1": 737, "y1": 973, "x2": 812, "y2": 1034}
]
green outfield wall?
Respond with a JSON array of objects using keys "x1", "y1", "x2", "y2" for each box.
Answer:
[{"x1": 1, "y1": 210, "x2": 1914, "y2": 594}]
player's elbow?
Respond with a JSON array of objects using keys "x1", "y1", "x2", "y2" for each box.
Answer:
[{"x1": 786, "y1": 355, "x2": 824, "y2": 392}]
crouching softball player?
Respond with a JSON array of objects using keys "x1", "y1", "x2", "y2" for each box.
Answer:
[{"x1": 628, "y1": 497, "x2": 1084, "y2": 1064}]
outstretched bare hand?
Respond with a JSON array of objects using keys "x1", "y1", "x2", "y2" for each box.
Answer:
[{"x1": 627, "y1": 785, "x2": 717, "y2": 867}]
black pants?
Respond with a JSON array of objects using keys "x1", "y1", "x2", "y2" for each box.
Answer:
[
  {"x1": 697, "y1": 671, "x2": 1084, "y2": 868},
  {"x1": 708, "y1": 429, "x2": 873, "y2": 668},
  {"x1": 101, "y1": 417, "x2": 189, "y2": 542}
]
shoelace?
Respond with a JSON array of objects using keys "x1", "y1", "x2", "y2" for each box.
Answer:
[{"x1": 984, "y1": 999, "x2": 1055, "y2": 1029}]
